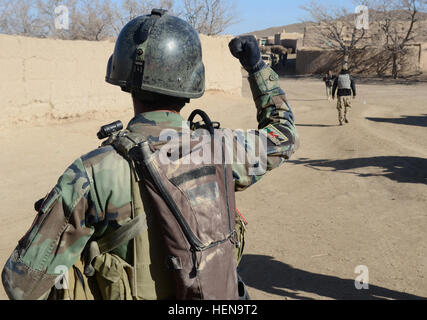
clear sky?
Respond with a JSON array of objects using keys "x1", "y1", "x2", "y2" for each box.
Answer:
[{"x1": 225, "y1": 0, "x2": 357, "y2": 35}]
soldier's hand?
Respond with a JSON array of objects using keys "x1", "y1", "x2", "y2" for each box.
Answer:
[{"x1": 228, "y1": 35, "x2": 266, "y2": 74}]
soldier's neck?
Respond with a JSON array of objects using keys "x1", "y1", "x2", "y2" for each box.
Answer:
[{"x1": 133, "y1": 101, "x2": 181, "y2": 116}]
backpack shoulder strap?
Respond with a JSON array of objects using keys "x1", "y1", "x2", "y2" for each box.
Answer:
[{"x1": 84, "y1": 130, "x2": 149, "y2": 277}]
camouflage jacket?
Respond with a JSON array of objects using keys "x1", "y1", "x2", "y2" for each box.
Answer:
[{"x1": 2, "y1": 67, "x2": 299, "y2": 300}]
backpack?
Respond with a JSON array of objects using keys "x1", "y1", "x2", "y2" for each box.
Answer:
[
  {"x1": 49, "y1": 110, "x2": 246, "y2": 300},
  {"x1": 337, "y1": 73, "x2": 351, "y2": 90}
]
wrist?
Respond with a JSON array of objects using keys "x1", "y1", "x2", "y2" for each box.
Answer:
[
  {"x1": 245, "y1": 59, "x2": 268, "y2": 74},
  {"x1": 248, "y1": 67, "x2": 280, "y2": 100}
]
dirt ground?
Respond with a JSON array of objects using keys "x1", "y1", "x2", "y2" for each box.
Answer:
[{"x1": 0, "y1": 77, "x2": 426, "y2": 300}]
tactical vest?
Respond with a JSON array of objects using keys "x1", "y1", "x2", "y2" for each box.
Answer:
[
  {"x1": 337, "y1": 74, "x2": 351, "y2": 90},
  {"x1": 49, "y1": 111, "x2": 247, "y2": 300}
]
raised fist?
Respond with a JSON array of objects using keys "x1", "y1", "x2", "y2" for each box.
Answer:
[{"x1": 228, "y1": 35, "x2": 266, "y2": 73}]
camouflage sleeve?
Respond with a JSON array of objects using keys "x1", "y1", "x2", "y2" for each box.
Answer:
[
  {"x1": 231, "y1": 67, "x2": 299, "y2": 191},
  {"x1": 2, "y1": 145, "x2": 133, "y2": 300},
  {"x1": 1, "y1": 158, "x2": 94, "y2": 300}
]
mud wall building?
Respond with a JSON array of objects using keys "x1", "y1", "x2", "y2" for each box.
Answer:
[
  {"x1": 296, "y1": 20, "x2": 427, "y2": 76},
  {"x1": 257, "y1": 29, "x2": 304, "y2": 54},
  {"x1": 0, "y1": 34, "x2": 242, "y2": 124},
  {"x1": 296, "y1": 45, "x2": 424, "y2": 75}
]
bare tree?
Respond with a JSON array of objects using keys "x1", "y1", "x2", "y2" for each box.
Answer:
[
  {"x1": 35, "y1": 0, "x2": 76, "y2": 39},
  {"x1": 0, "y1": 0, "x2": 238, "y2": 39},
  {"x1": 65, "y1": 0, "x2": 116, "y2": 41},
  {"x1": 0, "y1": 0, "x2": 47, "y2": 37},
  {"x1": 111, "y1": 0, "x2": 176, "y2": 36},
  {"x1": 181, "y1": 0, "x2": 238, "y2": 35},
  {"x1": 301, "y1": 0, "x2": 370, "y2": 66},
  {"x1": 372, "y1": 0, "x2": 425, "y2": 78},
  {"x1": 0, "y1": 0, "x2": 8, "y2": 33},
  {"x1": 0, "y1": 0, "x2": 112, "y2": 40}
]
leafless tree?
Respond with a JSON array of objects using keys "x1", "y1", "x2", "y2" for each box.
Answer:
[
  {"x1": 181, "y1": 0, "x2": 238, "y2": 35},
  {"x1": 34, "y1": 0, "x2": 75, "y2": 39},
  {"x1": 301, "y1": 0, "x2": 371, "y2": 66},
  {"x1": 64, "y1": 0, "x2": 116, "y2": 41},
  {"x1": 0, "y1": 0, "x2": 47, "y2": 37},
  {"x1": 111, "y1": 0, "x2": 176, "y2": 36},
  {"x1": 0, "y1": 0, "x2": 8, "y2": 33},
  {"x1": 372, "y1": 0, "x2": 425, "y2": 78},
  {"x1": 0, "y1": 0, "x2": 238, "y2": 39},
  {"x1": 0, "y1": 0, "x2": 111, "y2": 40}
]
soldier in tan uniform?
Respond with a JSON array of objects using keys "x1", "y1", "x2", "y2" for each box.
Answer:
[{"x1": 332, "y1": 64, "x2": 357, "y2": 125}]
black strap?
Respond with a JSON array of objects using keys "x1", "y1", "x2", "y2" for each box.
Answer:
[
  {"x1": 188, "y1": 109, "x2": 216, "y2": 135},
  {"x1": 151, "y1": 8, "x2": 168, "y2": 17}
]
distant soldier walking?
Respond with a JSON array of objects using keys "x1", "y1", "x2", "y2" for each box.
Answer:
[
  {"x1": 323, "y1": 70, "x2": 335, "y2": 101},
  {"x1": 332, "y1": 65, "x2": 356, "y2": 125}
]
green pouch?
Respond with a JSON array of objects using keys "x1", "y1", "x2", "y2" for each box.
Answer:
[
  {"x1": 235, "y1": 213, "x2": 247, "y2": 266},
  {"x1": 93, "y1": 253, "x2": 134, "y2": 300}
]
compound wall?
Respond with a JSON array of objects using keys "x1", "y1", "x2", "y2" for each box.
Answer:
[
  {"x1": 0, "y1": 33, "x2": 241, "y2": 124},
  {"x1": 296, "y1": 46, "x2": 422, "y2": 76}
]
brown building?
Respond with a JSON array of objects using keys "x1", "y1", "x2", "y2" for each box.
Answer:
[{"x1": 296, "y1": 19, "x2": 427, "y2": 76}]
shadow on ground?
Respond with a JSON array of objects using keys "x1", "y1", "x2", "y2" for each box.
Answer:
[
  {"x1": 289, "y1": 156, "x2": 427, "y2": 185},
  {"x1": 366, "y1": 114, "x2": 427, "y2": 127},
  {"x1": 238, "y1": 255, "x2": 426, "y2": 300}
]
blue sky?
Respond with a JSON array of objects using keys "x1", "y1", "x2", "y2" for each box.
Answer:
[{"x1": 225, "y1": 0, "x2": 357, "y2": 35}]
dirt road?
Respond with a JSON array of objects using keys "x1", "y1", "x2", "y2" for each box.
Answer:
[{"x1": 0, "y1": 77, "x2": 426, "y2": 300}]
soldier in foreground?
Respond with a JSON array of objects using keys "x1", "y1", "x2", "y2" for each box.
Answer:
[
  {"x1": 332, "y1": 64, "x2": 357, "y2": 125},
  {"x1": 2, "y1": 10, "x2": 298, "y2": 300}
]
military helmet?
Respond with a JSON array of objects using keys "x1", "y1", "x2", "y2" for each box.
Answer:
[{"x1": 106, "y1": 9, "x2": 205, "y2": 100}]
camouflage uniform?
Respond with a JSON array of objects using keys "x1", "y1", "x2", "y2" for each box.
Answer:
[
  {"x1": 2, "y1": 67, "x2": 299, "y2": 300},
  {"x1": 337, "y1": 96, "x2": 352, "y2": 124}
]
